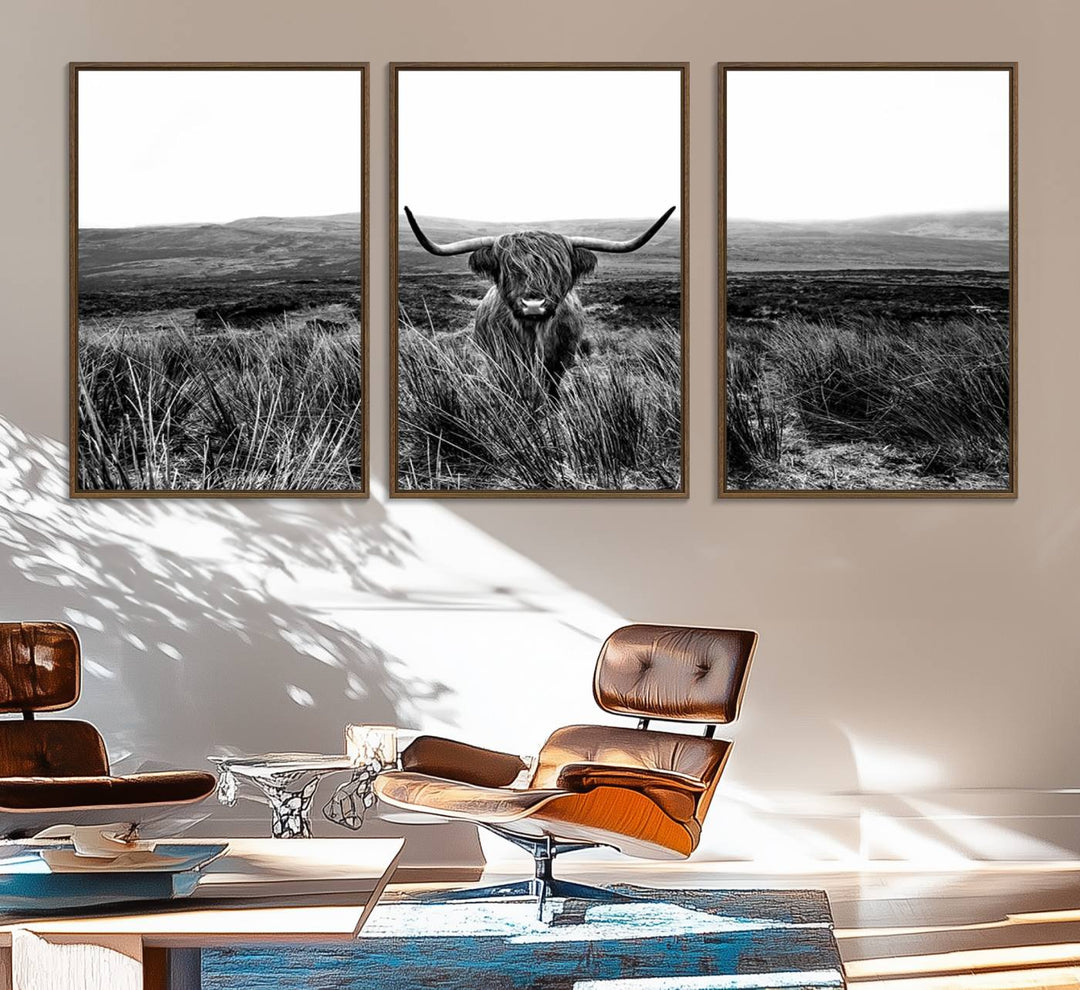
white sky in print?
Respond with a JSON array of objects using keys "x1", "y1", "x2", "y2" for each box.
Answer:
[
  {"x1": 397, "y1": 70, "x2": 682, "y2": 222},
  {"x1": 78, "y1": 70, "x2": 363, "y2": 228},
  {"x1": 726, "y1": 70, "x2": 1010, "y2": 221}
]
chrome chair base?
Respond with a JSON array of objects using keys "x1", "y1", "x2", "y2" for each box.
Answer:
[
  {"x1": 410, "y1": 828, "x2": 637, "y2": 921},
  {"x1": 409, "y1": 876, "x2": 637, "y2": 921}
]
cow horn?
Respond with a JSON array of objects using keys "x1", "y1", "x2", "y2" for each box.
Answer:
[
  {"x1": 404, "y1": 207, "x2": 497, "y2": 256},
  {"x1": 569, "y1": 206, "x2": 677, "y2": 253}
]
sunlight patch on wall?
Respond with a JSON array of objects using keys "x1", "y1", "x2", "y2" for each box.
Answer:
[
  {"x1": 272, "y1": 481, "x2": 629, "y2": 752},
  {"x1": 844, "y1": 732, "x2": 943, "y2": 793},
  {"x1": 901, "y1": 796, "x2": 1076, "y2": 860},
  {"x1": 859, "y1": 810, "x2": 969, "y2": 865},
  {"x1": 285, "y1": 684, "x2": 316, "y2": 708}
]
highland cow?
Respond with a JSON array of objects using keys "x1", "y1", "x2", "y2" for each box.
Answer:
[{"x1": 404, "y1": 206, "x2": 676, "y2": 399}]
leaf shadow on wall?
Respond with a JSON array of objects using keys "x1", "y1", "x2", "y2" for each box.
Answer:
[
  {"x1": 8, "y1": 417, "x2": 1044, "y2": 864},
  {"x1": 0, "y1": 417, "x2": 447, "y2": 770}
]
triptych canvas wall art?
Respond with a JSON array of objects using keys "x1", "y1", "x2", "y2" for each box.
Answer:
[
  {"x1": 720, "y1": 64, "x2": 1015, "y2": 497},
  {"x1": 391, "y1": 64, "x2": 688, "y2": 497},
  {"x1": 67, "y1": 61, "x2": 1015, "y2": 500},
  {"x1": 70, "y1": 63, "x2": 368, "y2": 497}
]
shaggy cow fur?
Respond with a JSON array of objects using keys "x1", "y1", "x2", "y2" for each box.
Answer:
[{"x1": 468, "y1": 231, "x2": 598, "y2": 399}]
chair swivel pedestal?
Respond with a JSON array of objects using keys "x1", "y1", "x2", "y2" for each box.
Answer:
[{"x1": 413, "y1": 827, "x2": 627, "y2": 920}]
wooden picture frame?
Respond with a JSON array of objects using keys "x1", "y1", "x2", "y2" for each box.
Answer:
[
  {"x1": 69, "y1": 62, "x2": 370, "y2": 498},
  {"x1": 390, "y1": 62, "x2": 689, "y2": 498},
  {"x1": 718, "y1": 63, "x2": 1017, "y2": 498}
]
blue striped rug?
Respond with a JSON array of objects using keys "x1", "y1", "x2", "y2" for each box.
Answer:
[{"x1": 204, "y1": 886, "x2": 845, "y2": 989}]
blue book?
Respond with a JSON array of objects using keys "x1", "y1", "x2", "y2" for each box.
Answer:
[{"x1": 0, "y1": 843, "x2": 228, "y2": 913}]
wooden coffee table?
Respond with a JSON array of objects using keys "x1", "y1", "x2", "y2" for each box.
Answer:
[{"x1": 0, "y1": 836, "x2": 403, "y2": 990}]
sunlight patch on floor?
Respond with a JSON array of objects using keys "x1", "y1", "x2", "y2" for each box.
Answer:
[
  {"x1": 849, "y1": 965, "x2": 1080, "y2": 990},
  {"x1": 846, "y1": 943, "x2": 1080, "y2": 981}
]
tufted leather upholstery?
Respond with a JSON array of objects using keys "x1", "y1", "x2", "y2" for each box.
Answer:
[
  {"x1": 0, "y1": 622, "x2": 81, "y2": 713},
  {"x1": 0, "y1": 720, "x2": 108, "y2": 777},
  {"x1": 594, "y1": 624, "x2": 757, "y2": 723},
  {"x1": 531, "y1": 724, "x2": 726, "y2": 790},
  {"x1": 374, "y1": 623, "x2": 754, "y2": 860},
  {"x1": 376, "y1": 772, "x2": 564, "y2": 823},
  {"x1": 0, "y1": 622, "x2": 216, "y2": 831}
]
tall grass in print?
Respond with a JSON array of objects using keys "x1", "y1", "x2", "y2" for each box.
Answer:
[
  {"x1": 722, "y1": 205, "x2": 1011, "y2": 492},
  {"x1": 77, "y1": 317, "x2": 363, "y2": 492},
  {"x1": 397, "y1": 309, "x2": 681, "y2": 492},
  {"x1": 726, "y1": 305, "x2": 1009, "y2": 491},
  {"x1": 75, "y1": 212, "x2": 365, "y2": 493}
]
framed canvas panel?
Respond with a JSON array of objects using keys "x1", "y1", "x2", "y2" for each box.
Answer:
[
  {"x1": 719, "y1": 64, "x2": 1017, "y2": 498},
  {"x1": 70, "y1": 63, "x2": 369, "y2": 498},
  {"x1": 390, "y1": 63, "x2": 688, "y2": 498}
]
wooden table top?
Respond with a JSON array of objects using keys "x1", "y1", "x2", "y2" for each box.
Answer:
[{"x1": 0, "y1": 836, "x2": 404, "y2": 944}]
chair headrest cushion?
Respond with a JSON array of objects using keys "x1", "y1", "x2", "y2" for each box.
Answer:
[
  {"x1": 0, "y1": 622, "x2": 81, "y2": 714},
  {"x1": 594, "y1": 624, "x2": 757, "y2": 724}
]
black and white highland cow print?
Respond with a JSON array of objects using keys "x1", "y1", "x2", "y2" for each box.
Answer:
[{"x1": 393, "y1": 66, "x2": 686, "y2": 496}]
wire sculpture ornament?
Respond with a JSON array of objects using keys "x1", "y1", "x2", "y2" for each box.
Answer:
[{"x1": 323, "y1": 725, "x2": 399, "y2": 831}]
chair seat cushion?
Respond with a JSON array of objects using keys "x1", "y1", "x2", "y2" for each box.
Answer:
[
  {"x1": 379, "y1": 764, "x2": 707, "y2": 827},
  {"x1": 375, "y1": 772, "x2": 567, "y2": 823},
  {"x1": 0, "y1": 771, "x2": 217, "y2": 812},
  {"x1": 375, "y1": 769, "x2": 697, "y2": 860}
]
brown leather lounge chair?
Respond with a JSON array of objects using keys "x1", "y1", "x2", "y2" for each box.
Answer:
[
  {"x1": 375, "y1": 623, "x2": 757, "y2": 915},
  {"x1": 0, "y1": 622, "x2": 217, "y2": 837}
]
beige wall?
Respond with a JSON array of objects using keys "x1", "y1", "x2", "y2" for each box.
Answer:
[{"x1": 1, "y1": 0, "x2": 1078, "y2": 863}]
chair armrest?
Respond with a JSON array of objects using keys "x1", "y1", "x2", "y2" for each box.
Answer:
[
  {"x1": 556, "y1": 763, "x2": 707, "y2": 793},
  {"x1": 400, "y1": 735, "x2": 529, "y2": 789},
  {"x1": 556, "y1": 763, "x2": 707, "y2": 823}
]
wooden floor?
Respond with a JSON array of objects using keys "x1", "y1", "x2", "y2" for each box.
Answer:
[{"x1": 428, "y1": 860, "x2": 1080, "y2": 989}]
